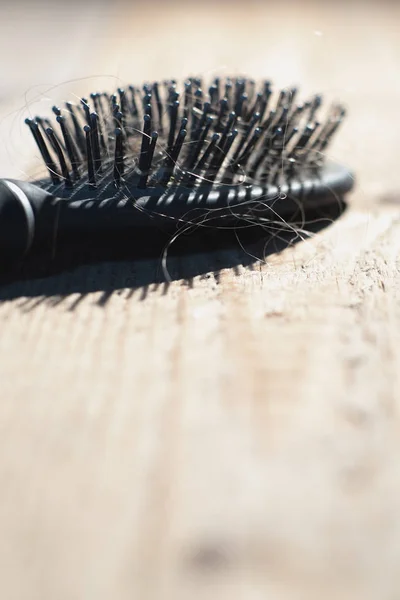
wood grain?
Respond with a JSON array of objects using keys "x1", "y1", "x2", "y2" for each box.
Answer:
[{"x1": 1, "y1": 1, "x2": 400, "y2": 599}]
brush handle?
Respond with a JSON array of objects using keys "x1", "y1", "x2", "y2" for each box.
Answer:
[
  {"x1": 0, "y1": 179, "x2": 170, "y2": 262},
  {"x1": 0, "y1": 163, "x2": 354, "y2": 264}
]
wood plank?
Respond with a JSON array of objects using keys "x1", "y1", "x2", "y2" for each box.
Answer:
[{"x1": 0, "y1": 2, "x2": 400, "y2": 599}]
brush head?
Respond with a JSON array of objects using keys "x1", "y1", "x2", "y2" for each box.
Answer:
[
  {"x1": 0, "y1": 75, "x2": 352, "y2": 266},
  {"x1": 25, "y1": 75, "x2": 352, "y2": 204}
]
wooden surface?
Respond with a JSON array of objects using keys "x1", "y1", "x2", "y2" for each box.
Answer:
[{"x1": 1, "y1": 1, "x2": 400, "y2": 598}]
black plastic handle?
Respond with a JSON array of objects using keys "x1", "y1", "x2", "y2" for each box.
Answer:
[{"x1": 0, "y1": 180, "x2": 40, "y2": 261}]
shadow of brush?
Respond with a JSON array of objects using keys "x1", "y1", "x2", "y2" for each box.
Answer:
[{"x1": 0, "y1": 199, "x2": 347, "y2": 309}]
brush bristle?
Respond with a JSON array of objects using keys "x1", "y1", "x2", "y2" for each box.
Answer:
[{"x1": 25, "y1": 76, "x2": 345, "y2": 193}]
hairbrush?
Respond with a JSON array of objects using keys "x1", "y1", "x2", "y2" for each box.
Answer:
[{"x1": 0, "y1": 75, "x2": 354, "y2": 265}]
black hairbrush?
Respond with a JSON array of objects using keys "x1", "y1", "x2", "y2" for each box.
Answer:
[{"x1": 0, "y1": 75, "x2": 354, "y2": 265}]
